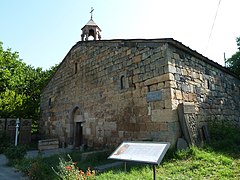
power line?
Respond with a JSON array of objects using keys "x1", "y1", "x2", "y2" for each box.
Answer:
[{"x1": 205, "y1": 0, "x2": 222, "y2": 53}]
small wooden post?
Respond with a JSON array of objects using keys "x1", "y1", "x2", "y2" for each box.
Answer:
[{"x1": 124, "y1": 162, "x2": 127, "y2": 172}]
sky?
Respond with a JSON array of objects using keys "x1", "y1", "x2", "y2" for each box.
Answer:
[{"x1": 1, "y1": 0, "x2": 240, "y2": 69}]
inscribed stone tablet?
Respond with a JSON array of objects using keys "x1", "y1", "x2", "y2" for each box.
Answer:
[{"x1": 146, "y1": 91, "x2": 162, "y2": 102}]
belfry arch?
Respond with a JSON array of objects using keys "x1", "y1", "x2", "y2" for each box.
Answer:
[{"x1": 81, "y1": 7, "x2": 101, "y2": 41}]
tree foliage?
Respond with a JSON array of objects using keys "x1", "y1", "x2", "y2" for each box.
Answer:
[
  {"x1": 226, "y1": 37, "x2": 240, "y2": 78},
  {"x1": 0, "y1": 42, "x2": 57, "y2": 120}
]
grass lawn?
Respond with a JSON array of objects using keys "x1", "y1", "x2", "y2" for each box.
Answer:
[
  {"x1": 14, "y1": 143, "x2": 240, "y2": 179},
  {"x1": 13, "y1": 122, "x2": 240, "y2": 179},
  {"x1": 96, "y1": 146, "x2": 240, "y2": 179}
]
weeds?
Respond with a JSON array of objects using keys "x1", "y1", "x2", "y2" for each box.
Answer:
[
  {"x1": 11, "y1": 119, "x2": 240, "y2": 179},
  {"x1": 4, "y1": 144, "x2": 27, "y2": 163},
  {"x1": 207, "y1": 119, "x2": 240, "y2": 157},
  {"x1": 53, "y1": 154, "x2": 95, "y2": 180},
  {"x1": 0, "y1": 131, "x2": 11, "y2": 153}
]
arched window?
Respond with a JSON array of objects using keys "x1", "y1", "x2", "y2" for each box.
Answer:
[
  {"x1": 120, "y1": 75, "x2": 125, "y2": 89},
  {"x1": 48, "y1": 98, "x2": 52, "y2": 107},
  {"x1": 89, "y1": 29, "x2": 95, "y2": 37}
]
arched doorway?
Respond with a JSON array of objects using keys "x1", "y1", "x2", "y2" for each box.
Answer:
[{"x1": 72, "y1": 107, "x2": 84, "y2": 148}]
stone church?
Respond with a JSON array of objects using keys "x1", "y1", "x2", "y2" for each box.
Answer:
[{"x1": 40, "y1": 15, "x2": 240, "y2": 149}]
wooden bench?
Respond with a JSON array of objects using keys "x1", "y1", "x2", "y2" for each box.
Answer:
[{"x1": 38, "y1": 138, "x2": 59, "y2": 151}]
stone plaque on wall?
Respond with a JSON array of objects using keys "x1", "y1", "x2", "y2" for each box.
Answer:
[{"x1": 146, "y1": 91, "x2": 162, "y2": 102}]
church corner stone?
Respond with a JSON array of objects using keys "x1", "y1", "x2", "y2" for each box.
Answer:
[{"x1": 39, "y1": 39, "x2": 240, "y2": 149}]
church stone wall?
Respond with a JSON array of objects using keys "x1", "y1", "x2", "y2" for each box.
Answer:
[
  {"x1": 166, "y1": 44, "x2": 240, "y2": 127},
  {"x1": 40, "y1": 39, "x2": 240, "y2": 148},
  {"x1": 40, "y1": 40, "x2": 181, "y2": 147}
]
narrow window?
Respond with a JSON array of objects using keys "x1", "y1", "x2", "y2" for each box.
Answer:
[
  {"x1": 74, "y1": 63, "x2": 78, "y2": 74},
  {"x1": 120, "y1": 75, "x2": 125, "y2": 89},
  {"x1": 48, "y1": 98, "x2": 52, "y2": 107},
  {"x1": 147, "y1": 85, "x2": 151, "y2": 92},
  {"x1": 207, "y1": 80, "x2": 210, "y2": 89}
]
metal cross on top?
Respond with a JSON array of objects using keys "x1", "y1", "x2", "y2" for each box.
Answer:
[{"x1": 90, "y1": 7, "x2": 94, "y2": 19}]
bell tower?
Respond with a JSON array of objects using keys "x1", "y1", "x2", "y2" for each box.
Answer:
[{"x1": 81, "y1": 7, "x2": 102, "y2": 41}]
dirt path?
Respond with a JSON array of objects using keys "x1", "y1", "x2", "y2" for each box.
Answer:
[{"x1": 0, "y1": 154, "x2": 27, "y2": 180}]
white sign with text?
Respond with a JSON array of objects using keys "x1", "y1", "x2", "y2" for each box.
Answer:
[{"x1": 108, "y1": 141, "x2": 170, "y2": 165}]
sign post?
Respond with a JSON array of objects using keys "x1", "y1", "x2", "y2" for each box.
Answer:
[
  {"x1": 108, "y1": 141, "x2": 170, "y2": 179},
  {"x1": 153, "y1": 165, "x2": 156, "y2": 180}
]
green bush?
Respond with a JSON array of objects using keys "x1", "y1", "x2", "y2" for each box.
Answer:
[
  {"x1": 4, "y1": 144, "x2": 27, "y2": 162},
  {"x1": 209, "y1": 120, "x2": 240, "y2": 141},
  {"x1": 14, "y1": 156, "x2": 57, "y2": 180},
  {"x1": 28, "y1": 158, "x2": 54, "y2": 180},
  {"x1": 0, "y1": 131, "x2": 11, "y2": 154},
  {"x1": 207, "y1": 119, "x2": 240, "y2": 156}
]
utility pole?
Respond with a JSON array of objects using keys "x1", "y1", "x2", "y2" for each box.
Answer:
[{"x1": 224, "y1": 52, "x2": 227, "y2": 67}]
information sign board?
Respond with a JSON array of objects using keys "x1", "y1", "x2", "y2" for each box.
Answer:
[{"x1": 108, "y1": 141, "x2": 170, "y2": 165}]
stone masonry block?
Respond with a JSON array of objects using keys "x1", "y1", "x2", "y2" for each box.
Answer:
[
  {"x1": 151, "y1": 109, "x2": 178, "y2": 122},
  {"x1": 141, "y1": 87, "x2": 148, "y2": 96},
  {"x1": 165, "y1": 81, "x2": 177, "y2": 88},
  {"x1": 182, "y1": 69, "x2": 188, "y2": 76},
  {"x1": 103, "y1": 122, "x2": 117, "y2": 130},
  {"x1": 182, "y1": 92, "x2": 189, "y2": 101},
  {"x1": 149, "y1": 84, "x2": 158, "y2": 91},
  {"x1": 144, "y1": 73, "x2": 174, "y2": 86},
  {"x1": 144, "y1": 77, "x2": 159, "y2": 86},
  {"x1": 164, "y1": 99, "x2": 173, "y2": 109},
  {"x1": 172, "y1": 99, "x2": 179, "y2": 110},
  {"x1": 133, "y1": 75, "x2": 139, "y2": 83},
  {"x1": 164, "y1": 65, "x2": 176, "y2": 73},
  {"x1": 86, "y1": 127, "x2": 91, "y2": 135},
  {"x1": 173, "y1": 53, "x2": 180, "y2": 59},
  {"x1": 118, "y1": 131, "x2": 125, "y2": 138},
  {"x1": 139, "y1": 123, "x2": 147, "y2": 131},
  {"x1": 164, "y1": 99, "x2": 178, "y2": 110},
  {"x1": 175, "y1": 90, "x2": 183, "y2": 100},
  {"x1": 157, "y1": 82, "x2": 165, "y2": 89},
  {"x1": 132, "y1": 88, "x2": 141, "y2": 98},
  {"x1": 146, "y1": 123, "x2": 160, "y2": 131},
  {"x1": 159, "y1": 122, "x2": 168, "y2": 131},
  {"x1": 133, "y1": 55, "x2": 142, "y2": 64},
  {"x1": 162, "y1": 88, "x2": 174, "y2": 100},
  {"x1": 127, "y1": 49, "x2": 131, "y2": 55},
  {"x1": 181, "y1": 102, "x2": 195, "y2": 113},
  {"x1": 133, "y1": 98, "x2": 147, "y2": 107},
  {"x1": 188, "y1": 93, "x2": 197, "y2": 102},
  {"x1": 152, "y1": 101, "x2": 165, "y2": 109}
]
